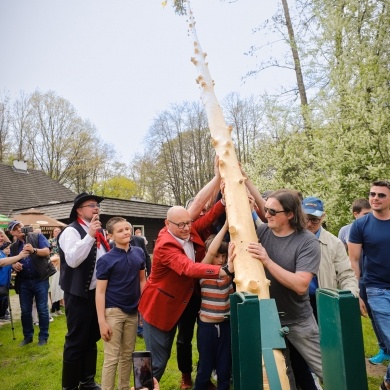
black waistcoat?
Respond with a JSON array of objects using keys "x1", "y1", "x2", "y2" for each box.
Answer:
[{"x1": 58, "y1": 221, "x2": 98, "y2": 298}]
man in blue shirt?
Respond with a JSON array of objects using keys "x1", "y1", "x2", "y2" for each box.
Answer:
[
  {"x1": 348, "y1": 181, "x2": 390, "y2": 390},
  {"x1": 9, "y1": 220, "x2": 51, "y2": 346}
]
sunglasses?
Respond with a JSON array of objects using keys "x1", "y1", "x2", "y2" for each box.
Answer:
[
  {"x1": 368, "y1": 192, "x2": 387, "y2": 199},
  {"x1": 264, "y1": 207, "x2": 286, "y2": 216}
]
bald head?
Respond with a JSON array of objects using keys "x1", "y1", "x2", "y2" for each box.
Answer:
[
  {"x1": 167, "y1": 206, "x2": 189, "y2": 221},
  {"x1": 166, "y1": 206, "x2": 192, "y2": 240}
]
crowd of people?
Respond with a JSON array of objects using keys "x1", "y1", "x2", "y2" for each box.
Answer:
[{"x1": 0, "y1": 169, "x2": 389, "y2": 390}]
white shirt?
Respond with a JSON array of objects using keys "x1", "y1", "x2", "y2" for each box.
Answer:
[{"x1": 168, "y1": 229, "x2": 195, "y2": 262}]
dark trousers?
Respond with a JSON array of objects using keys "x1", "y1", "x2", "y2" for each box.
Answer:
[
  {"x1": 51, "y1": 301, "x2": 61, "y2": 313},
  {"x1": 0, "y1": 295, "x2": 8, "y2": 317},
  {"x1": 194, "y1": 319, "x2": 231, "y2": 390},
  {"x1": 176, "y1": 292, "x2": 201, "y2": 374},
  {"x1": 63, "y1": 290, "x2": 100, "y2": 362},
  {"x1": 288, "y1": 340, "x2": 317, "y2": 390}
]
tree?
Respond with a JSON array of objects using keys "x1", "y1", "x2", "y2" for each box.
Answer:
[
  {"x1": 139, "y1": 101, "x2": 215, "y2": 205},
  {"x1": 92, "y1": 175, "x2": 137, "y2": 199},
  {"x1": 222, "y1": 92, "x2": 267, "y2": 164},
  {"x1": 12, "y1": 91, "x2": 32, "y2": 161},
  {"x1": 4, "y1": 89, "x2": 126, "y2": 195},
  {"x1": 0, "y1": 93, "x2": 11, "y2": 162}
]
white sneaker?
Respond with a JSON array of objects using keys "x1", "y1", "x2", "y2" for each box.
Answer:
[
  {"x1": 56, "y1": 310, "x2": 64, "y2": 315},
  {"x1": 49, "y1": 316, "x2": 54, "y2": 322},
  {"x1": 33, "y1": 321, "x2": 39, "y2": 326}
]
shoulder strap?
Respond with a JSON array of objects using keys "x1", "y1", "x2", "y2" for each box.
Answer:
[
  {"x1": 10, "y1": 241, "x2": 19, "y2": 257},
  {"x1": 26, "y1": 233, "x2": 39, "y2": 248}
]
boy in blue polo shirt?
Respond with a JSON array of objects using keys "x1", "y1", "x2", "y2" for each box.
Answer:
[{"x1": 96, "y1": 217, "x2": 146, "y2": 390}]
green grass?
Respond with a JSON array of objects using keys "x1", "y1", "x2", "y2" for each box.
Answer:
[{"x1": 0, "y1": 304, "x2": 387, "y2": 389}]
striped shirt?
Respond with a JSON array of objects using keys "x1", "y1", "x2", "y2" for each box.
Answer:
[{"x1": 199, "y1": 277, "x2": 234, "y2": 321}]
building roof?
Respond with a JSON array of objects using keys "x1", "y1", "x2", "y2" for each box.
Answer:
[
  {"x1": 12, "y1": 198, "x2": 171, "y2": 222},
  {"x1": 0, "y1": 161, "x2": 76, "y2": 216}
]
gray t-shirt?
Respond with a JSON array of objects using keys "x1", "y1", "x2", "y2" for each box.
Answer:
[{"x1": 257, "y1": 224, "x2": 321, "y2": 325}]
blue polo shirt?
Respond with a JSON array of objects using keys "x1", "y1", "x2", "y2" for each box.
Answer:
[{"x1": 96, "y1": 245, "x2": 145, "y2": 314}]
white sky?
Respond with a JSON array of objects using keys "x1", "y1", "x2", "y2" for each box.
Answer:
[{"x1": 0, "y1": 0, "x2": 291, "y2": 164}]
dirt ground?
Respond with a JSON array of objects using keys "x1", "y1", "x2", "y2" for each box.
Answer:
[{"x1": 365, "y1": 357, "x2": 387, "y2": 378}]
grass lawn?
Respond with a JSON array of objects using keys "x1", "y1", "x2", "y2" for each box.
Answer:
[{"x1": 0, "y1": 297, "x2": 387, "y2": 389}]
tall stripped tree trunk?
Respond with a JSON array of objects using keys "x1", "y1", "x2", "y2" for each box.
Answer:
[
  {"x1": 186, "y1": 1, "x2": 289, "y2": 388},
  {"x1": 281, "y1": 0, "x2": 312, "y2": 134}
]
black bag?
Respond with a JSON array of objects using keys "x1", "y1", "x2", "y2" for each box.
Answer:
[{"x1": 25, "y1": 233, "x2": 57, "y2": 281}]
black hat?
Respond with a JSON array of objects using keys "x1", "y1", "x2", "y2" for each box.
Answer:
[{"x1": 69, "y1": 192, "x2": 104, "y2": 222}]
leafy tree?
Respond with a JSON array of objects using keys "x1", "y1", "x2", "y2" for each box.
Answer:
[{"x1": 92, "y1": 175, "x2": 137, "y2": 199}]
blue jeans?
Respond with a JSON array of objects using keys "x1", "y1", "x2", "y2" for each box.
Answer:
[
  {"x1": 360, "y1": 282, "x2": 386, "y2": 351},
  {"x1": 19, "y1": 278, "x2": 49, "y2": 341},
  {"x1": 366, "y1": 287, "x2": 390, "y2": 382},
  {"x1": 142, "y1": 319, "x2": 177, "y2": 381}
]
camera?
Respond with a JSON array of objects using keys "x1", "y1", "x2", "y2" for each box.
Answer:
[{"x1": 21, "y1": 226, "x2": 34, "y2": 235}]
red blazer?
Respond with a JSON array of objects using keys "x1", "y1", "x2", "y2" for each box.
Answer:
[{"x1": 138, "y1": 200, "x2": 225, "y2": 331}]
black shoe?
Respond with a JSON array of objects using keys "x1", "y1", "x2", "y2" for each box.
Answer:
[
  {"x1": 79, "y1": 383, "x2": 101, "y2": 390},
  {"x1": 38, "y1": 339, "x2": 47, "y2": 346},
  {"x1": 19, "y1": 339, "x2": 33, "y2": 347}
]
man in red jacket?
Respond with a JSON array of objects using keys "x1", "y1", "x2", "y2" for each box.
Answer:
[{"x1": 138, "y1": 205, "x2": 234, "y2": 382}]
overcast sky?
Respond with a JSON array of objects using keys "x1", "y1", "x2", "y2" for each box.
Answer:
[{"x1": 1, "y1": 0, "x2": 291, "y2": 164}]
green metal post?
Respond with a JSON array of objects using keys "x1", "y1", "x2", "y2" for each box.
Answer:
[
  {"x1": 230, "y1": 293, "x2": 263, "y2": 390},
  {"x1": 230, "y1": 292, "x2": 287, "y2": 389},
  {"x1": 317, "y1": 288, "x2": 368, "y2": 390}
]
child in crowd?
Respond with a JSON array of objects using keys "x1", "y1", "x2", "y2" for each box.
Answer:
[
  {"x1": 49, "y1": 254, "x2": 63, "y2": 316},
  {"x1": 96, "y1": 217, "x2": 147, "y2": 390},
  {"x1": 195, "y1": 222, "x2": 235, "y2": 390}
]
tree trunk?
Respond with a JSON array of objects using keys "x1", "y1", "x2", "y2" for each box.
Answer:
[
  {"x1": 186, "y1": 1, "x2": 289, "y2": 388},
  {"x1": 281, "y1": 0, "x2": 311, "y2": 133}
]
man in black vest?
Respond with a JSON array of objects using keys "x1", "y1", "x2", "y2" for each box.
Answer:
[
  {"x1": 8, "y1": 220, "x2": 51, "y2": 346},
  {"x1": 59, "y1": 193, "x2": 110, "y2": 390}
]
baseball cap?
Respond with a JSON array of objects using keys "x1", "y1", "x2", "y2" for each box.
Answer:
[
  {"x1": 302, "y1": 197, "x2": 324, "y2": 217},
  {"x1": 8, "y1": 220, "x2": 22, "y2": 231}
]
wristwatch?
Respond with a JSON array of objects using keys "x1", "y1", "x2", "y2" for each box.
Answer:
[
  {"x1": 32, "y1": 248, "x2": 37, "y2": 254},
  {"x1": 222, "y1": 264, "x2": 234, "y2": 277}
]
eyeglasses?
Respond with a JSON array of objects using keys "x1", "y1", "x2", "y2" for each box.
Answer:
[
  {"x1": 79, "y1": 203, "x2": 101, "y2": 209},
  {"x1": 369, "y1": 192, "x2": 387, "y2": 199},
  {"x1": 306, "y1": 217, "x2": 322, "y2": 225},
  {"x1": 264, "y1": 207, "x2": 286, "y2": 216},
  {"x1": 168, "y1": 220, "x2": 193, "y2": 229}
]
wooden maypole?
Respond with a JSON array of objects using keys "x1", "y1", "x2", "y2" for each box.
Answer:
[{"x1": 185, "y1": 1, "x2": 289, "y2": 388}]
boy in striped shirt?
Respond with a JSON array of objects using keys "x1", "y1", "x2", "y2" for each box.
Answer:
[{"x1": 195, "y1": 223, "x2": 235, "y2": 390}]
